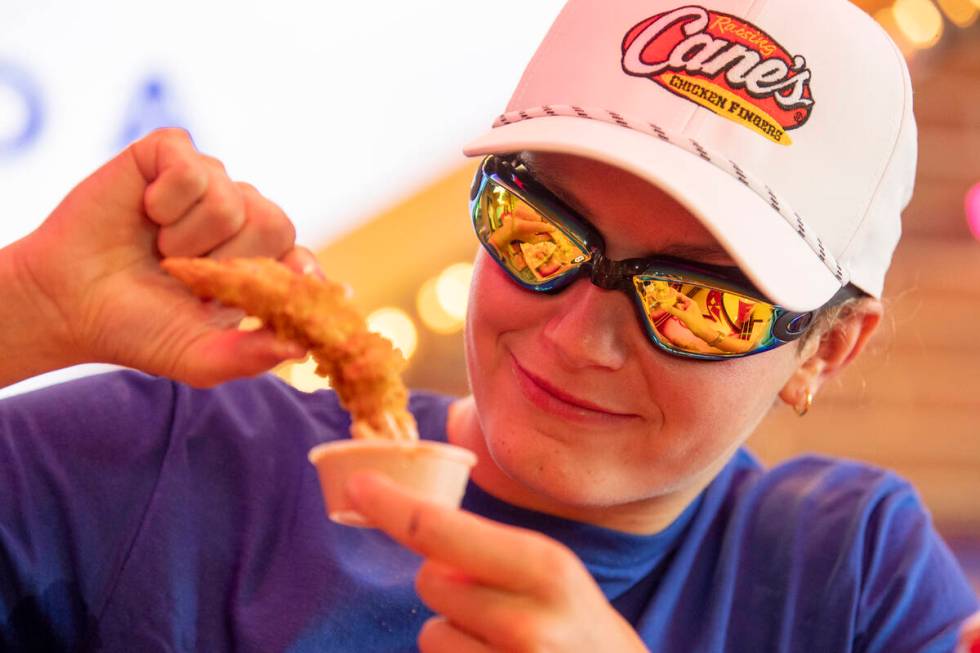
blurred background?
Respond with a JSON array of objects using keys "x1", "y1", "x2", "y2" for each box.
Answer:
[{"x1": 1, "y1": 1, "x2": 978, "y2": 588}]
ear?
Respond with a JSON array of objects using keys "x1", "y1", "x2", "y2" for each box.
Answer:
[{"x1": 778, "y1": 298, "x2": 883, "y2": 411}]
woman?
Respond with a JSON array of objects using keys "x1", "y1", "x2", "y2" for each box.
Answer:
[{"x1": 1, "y1": 0, "x2": 977, "y2": 651}]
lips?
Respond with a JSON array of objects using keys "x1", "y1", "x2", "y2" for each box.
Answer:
[{"x1": 510, "y1": 355, "x2": 637, "y2": 420}]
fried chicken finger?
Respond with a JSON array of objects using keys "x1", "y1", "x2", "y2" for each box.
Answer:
[{"x1": 161, "y1": 257, "x2": 418, "y2": 442}]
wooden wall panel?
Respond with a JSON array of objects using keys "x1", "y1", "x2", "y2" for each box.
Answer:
[
  {"x1": 918, "y1": 126, "x2": 980, "y2": 182},
  {"x1": 903, "y1": 180, "x2": 975, "y2": 237},
  {"x1": 913, "y1": 73, "x2": 980, "y2": 128},
  {"x1": 752, "y1": 31, "x2": 980, "y2": 531}
]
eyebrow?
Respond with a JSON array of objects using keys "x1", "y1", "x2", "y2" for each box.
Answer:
[{"x1": 521, "y1": 155, "x2": 738, "y2": 267}]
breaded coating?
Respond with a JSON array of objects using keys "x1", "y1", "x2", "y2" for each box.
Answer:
[{"x1": 162, "y1": 257, "x2": 418, "y2": 442}]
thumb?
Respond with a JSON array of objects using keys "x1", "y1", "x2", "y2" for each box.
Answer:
[{"x1": 173, "y1": 328, "x2": 307, "y2": 387}]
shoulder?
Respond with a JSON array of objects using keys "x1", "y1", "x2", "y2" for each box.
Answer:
[
  {"x1": 170, "y1": 378, "x2": 456, "y2": 446},
  {"x1": 708, "y1": 452, "x2": 923, "y2": 579},
  {"x1": 408, "y1": 390, "x2": 457, "y2": 442},
  {"x1": 1, "y1": 367, "x2": 177, "y2": 413},
  {"x1": 171, "y1": 372, "x2": 349, "y2": 442},
  {"x1": 0, "y1": 369, "x2": 183, "y2": 453},
  {"x1": 2, "y1": 369, "x2": 456, "y2": 437},
  {"x1": 162, "y1": 378, "x2": 459, "y2": 485},
  {"x1": 721, "y1": 453, "x2": 978, "y2": 649},
  {"x1": 726, "y1": 454, "x2": 935, "y2": 583},
  {"x1": 732, "y1": 454, "x2": 913, "y2": 525}
]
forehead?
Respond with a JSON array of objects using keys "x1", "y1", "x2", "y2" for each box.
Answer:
[{"x1": 521, "y1": 151, "x2": 736, "y2": 266}]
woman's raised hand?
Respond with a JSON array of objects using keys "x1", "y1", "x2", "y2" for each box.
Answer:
[{"x1": 1, "y1": 128, "x2": 319, "y2": 388}]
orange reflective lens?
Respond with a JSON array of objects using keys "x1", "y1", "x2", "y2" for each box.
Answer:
[
  {"x1": 473, "y1": 181, "x2": 591, "y2": 287},
  {"x1": 633, "y1": 278, "x2": 777, "y2": 357}
]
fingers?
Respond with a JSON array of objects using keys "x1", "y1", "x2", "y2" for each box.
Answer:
[
  {"x1": 132, "y1": 128, "x2": 299, "y2": 261},
  {"x1": 143, "y1": 158, "x2": 209, "y2": 226},
  {"x1": 511, "y1": 204, "x2": 548, "y2": 225},
  {"x1": 157, "y1": 170, "x2": 246, "y2": 257},
  {"x1": 136, "y1": 128, "x2": 210, "y2": 230},
  {"x1": 131, "y1": 127, "x2": 202, "y2": 194},
  {"x1": 348, "y1": 475, "x2": 647, "y2": 653},
  {"x1": 347, "y1": 472, "x2": 578, "y2": 597},
  {"x1": 415, "y1": 561, "x2": 533, "y2": 648},
  {"x1": 418, "y1": 617, "x2": 493, "y2": 653},
  {"x1": 514, "y1": 218, "x2": 556, "y2": 236},
  {"x1": 208, "y1": 183, "x2": 297, "y2": 261}
]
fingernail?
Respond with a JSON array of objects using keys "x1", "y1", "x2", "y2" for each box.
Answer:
[{"x1": 302, "y1": 260, "x2": 326, "y2": 280}]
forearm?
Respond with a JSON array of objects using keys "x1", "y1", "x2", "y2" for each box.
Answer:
[{"x1": 0, "y1": 236, "x2": 81, "y2": 388}]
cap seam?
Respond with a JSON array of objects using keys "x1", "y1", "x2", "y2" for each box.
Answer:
[
  {"x1": 838, "y1": 19, "x2": 912, "y2": 264},
  {"x1": 744, "y1": 0, "x2": 773, "y2": 21},
  {"x1": 507, "y1": 1, "x2": 580, "y2": 111}
]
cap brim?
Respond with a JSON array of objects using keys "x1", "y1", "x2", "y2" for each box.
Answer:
[{"x1": 463, "y1": 116, "x2": 841, "y2": 311}]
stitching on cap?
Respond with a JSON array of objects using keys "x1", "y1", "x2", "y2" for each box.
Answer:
[{"x1": 491, "y1": 104, "x2": 849, "y2": 283}]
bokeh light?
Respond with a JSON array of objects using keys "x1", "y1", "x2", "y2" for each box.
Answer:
[
  {"x1": 288, "y1": 355, "x2": 331, "y2": 394},
  {"x1": 892, "y1": 0, "x2": 945, "y2": 48},
  {"x1": 435, "y1": 262, "x2": 474, "y2": 322},
  {"x1": 366, "y1": 307, "x2": 419, "y2": 360},
  {"x1": 966, "y1": 182, "x2": 980, "y2": 241},
  {"x1": 874, "y1": 7, "x2": 918, "y2": 57},
  {"x1": 936, "y1": 0, "x2": 979, "y2": 26},
  {"x1": 417, "y1": 277, "x2": 465, "y2": 334},
  {"x1": 238, "y1": 316, "x2": 263, "y2": 331}
]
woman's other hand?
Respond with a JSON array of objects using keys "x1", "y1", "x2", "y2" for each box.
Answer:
[{"x1": 347, "y1": 472, "x2": 650, "y2": 653}]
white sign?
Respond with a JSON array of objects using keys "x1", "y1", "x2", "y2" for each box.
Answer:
[
  {"x1": 0, "y1": 0, "x2": 563, "y2": 248},
  {"x1": 0, "y1": 0, "x2": 565, "y2": 397}
]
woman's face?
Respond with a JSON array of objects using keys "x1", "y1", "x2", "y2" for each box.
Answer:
[{"x1": 463, "y1": 152, "x2": 806, "y2": 510}]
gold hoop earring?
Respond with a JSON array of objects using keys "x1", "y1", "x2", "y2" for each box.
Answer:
[{"x1": 795, "y1": 389, "x2": 814, "y2": 417}]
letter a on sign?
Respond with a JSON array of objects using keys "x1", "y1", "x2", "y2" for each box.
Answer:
[{"x1": 117, "y1": 75, "x2": 188, "y2": 150}]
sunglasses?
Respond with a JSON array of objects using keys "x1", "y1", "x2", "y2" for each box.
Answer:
[{"x1": 469, "y1": 154, "x2": 859, "y2": 361}]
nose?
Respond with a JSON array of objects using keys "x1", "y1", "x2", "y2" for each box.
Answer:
[{"x1": 540, "y1": 278, "x2": 633, "y2": 371}]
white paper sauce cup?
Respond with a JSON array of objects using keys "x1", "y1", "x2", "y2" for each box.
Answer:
[{"x1": 308, "y1": 440, "x2": 478, "y2": 528}]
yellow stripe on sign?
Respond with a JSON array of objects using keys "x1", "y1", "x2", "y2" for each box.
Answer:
[{"x1": 660, "y1": 72, "x2": 793, "y2": 146}]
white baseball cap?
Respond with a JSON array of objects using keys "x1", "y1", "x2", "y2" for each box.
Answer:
[{"x1": 464, "y1": 0, "x2": 916, "y2": 311}]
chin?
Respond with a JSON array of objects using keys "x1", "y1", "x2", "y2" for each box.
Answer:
[{"x1": 482, "y1": 421, "x2": 667, "y2": 509}]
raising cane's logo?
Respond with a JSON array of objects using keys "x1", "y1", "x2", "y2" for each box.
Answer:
[{"x1": 621, "y1": 6, "x2": 814, "y2": 146}]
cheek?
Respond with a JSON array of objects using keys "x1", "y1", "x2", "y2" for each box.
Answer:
[
  {"x1": 464, "y1": 255, "x2": 514, "y2": 407},
  {"x1": 647, "y1": 350, "x2": 798, "y2": 461},
  {"x1": 463, "y1": 259, "x2": 523, "y2": 472},
  {"x1": 464, "y1": 253, "x2": 542, "y2": 361},
  {"x1": 463, "y1": 253, "x2": 558, "y2": 442}
]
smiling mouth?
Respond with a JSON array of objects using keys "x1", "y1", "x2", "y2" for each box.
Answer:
[{"x1": 510, "y1": 355, "x2": 637, "y2": 420}]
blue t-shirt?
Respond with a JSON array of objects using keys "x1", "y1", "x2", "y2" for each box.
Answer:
[{"x1": 0, "y1": 371, "x2": 976, "y2": 652}]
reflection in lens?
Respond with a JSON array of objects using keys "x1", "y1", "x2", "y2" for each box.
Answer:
[
  {"x1": 635, "y1": 277, "x2": 775, "y2": 356},
  {"x1": 474, "y1": 181, "x2": 590, "y2": 286},
  {"x1": 648, "y1": 280, "x2": 674, "y2": 304}
]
